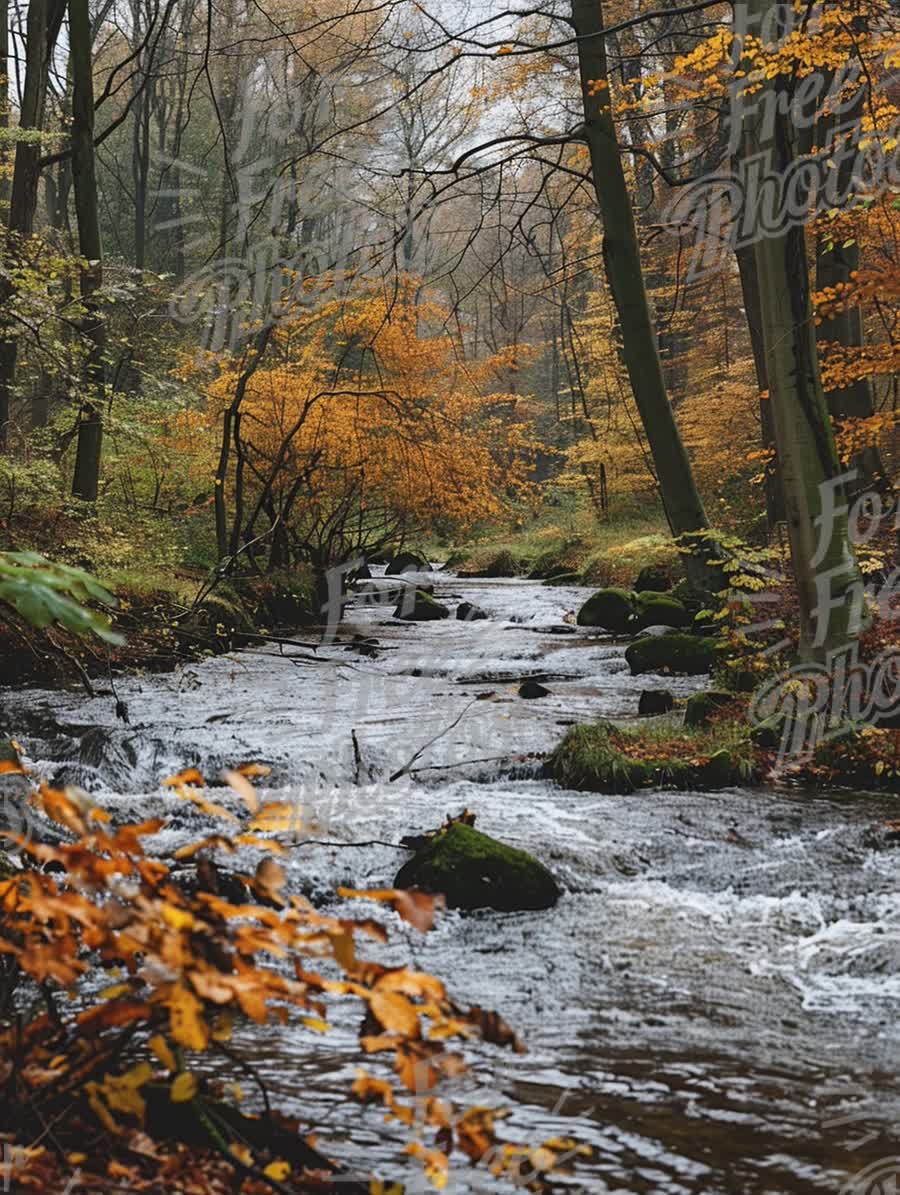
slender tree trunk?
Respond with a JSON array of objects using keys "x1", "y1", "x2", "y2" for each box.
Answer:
[
  {"x1": 736, "y1": 243, "x2": 783, "y2": 526},
  {"x1": 0, "y1": 0, "x2": 65, "y2": 450},
  {"x1": 69, "y1": 0, "x2": 105, "y2": 502},
  {"x1": 571, "y1": 0, "x2": 709, "y2": 542},
  {"x1": 741, "y1": 1, "x2": 865, "y2": 660},
  {"x1": 0, "y1": 0, "x2": 10, "y2": 215}
]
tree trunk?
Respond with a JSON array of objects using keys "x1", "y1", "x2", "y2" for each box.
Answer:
[
  {"x1": 0, "y1": 0, "x2": 65, "y2": 450},
  {"x1": 735, "y1": 243, "x2": 784, "y2": 526},
  {"x1": 69, "y1": 0, "x2": 105, "y2": 502},
  {"x1": 741, "y1": 2, "x2": 865, "y2": 661},
  {"x1": 570, "y1": 0, "x2": 709, "y2": 543},
  {"x1": 0, "y1": 0, "x2": 10, "y2": 215}
]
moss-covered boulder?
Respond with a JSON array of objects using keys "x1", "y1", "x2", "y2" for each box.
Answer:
[
  {"x1": 625, "y1": 632, "x2": 725, "y2": 676},
  {"x1": 634, "y1": 564, "x2": 673, "y2": 593},
  {"x1": 394, "y1": 822, "x2": 560, "y2": 911},
  {"x1": 457, "y1": 601, "x2": 488, "y2": 621},
  {"x1": 394, "y1": 589, "x2": 450, "y2": 621},
  {"x1": 684, "y1": 690, "x2": 737, "y2": 728},
  {"x1": 527, "y1": 549, "x2": 572, "y2": 581},
  {"x1": 240, "y1": 569, "x2": 316, "y2": 628},
  {"x1": 386, "y1": 551, "x2": 431, "y2": 575},
  {"x1": 632, "y1": 591, "x2": 690, "y2": 631},
  {"x1": 638, "y1": 689, "x2": 675, "y2": 716},
  {"x1": 576, "y1": 587, "x2": 635, "y2": 632}
]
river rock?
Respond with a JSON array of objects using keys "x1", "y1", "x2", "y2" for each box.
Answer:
[
  {"x1": 632, "y1": 591, "x2": 690, "y2": 631},
  {"x1": 685, "y1": 690, "x2": 736, "y2": 727},
  {"x1": 385, "y1": 551, "x2": 431, "y2": 575},
  {"x1": 394, "y1": 822, "x2": 560, "y2": 911},
  {"x1": 625, "y1": 632, "x2": 725, "y2": 676},
  {"x1": 634, "y1": 564, "x2": 673, "y2": 593},
  {"x1": 638, "y1": 689, "x2": 675, "y2": 715},
  {"x1": 393, "y1": 589, "x2": 450, "y2": 621},
  {"x1": 457, "y1": 601, "x2": 488, "y2": 621},
  {"x1": 576, "y1": 587, "x2": 635, "y2": 632},
  {"x1": 518, "y1": 680, "x2": 550, "y2": 699}
]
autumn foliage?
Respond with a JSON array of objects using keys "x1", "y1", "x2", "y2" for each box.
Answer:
[
  {"x1": 0, "y1": 762, "x2": 584, "y2": 1193},
  {"x1": 195, "y1": 283, "x2": 534, "y2": 570}
]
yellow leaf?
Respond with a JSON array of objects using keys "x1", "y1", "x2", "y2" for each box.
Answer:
[
  {"x1": 264, "y1": 1161, "x2": 291, "y2": 1181},
  {"x1": 170, "y1": 1071, "x2": 198, "y2": 1103},
  {"x1": 148, "y1": 1034, "x2": 177, "y2": 1072},
  {"x1": 100, "y1": 982, "x2": 132, "y2": 1001},
  {"x1": 168, "y1": 984, "x2": 209, "y2": 1051},
  {"x1": 302, "y1": 1016, "x2": 331, "y2": 1034},
  {"x1": 161, "y1": 903, "x2": 195, "y2": 932}
]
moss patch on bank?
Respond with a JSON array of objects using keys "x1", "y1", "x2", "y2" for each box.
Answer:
[
  {"x1": 547, "y1": 719, "x2": 756, "y2": 793},
  {"x1": 444, "y1": 508, "x2": 677, "y2": 588}
]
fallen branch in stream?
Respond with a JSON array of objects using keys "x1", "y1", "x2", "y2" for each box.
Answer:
[
  {"x1": 405, "y1": 752, "x2": 543, "y2": 777},
  {"x1": 388, "y1": 699, "x2": 478, "y2": 782},
  {"x1": 291, "y1": 838, "x2": 408, "y2": 849}
]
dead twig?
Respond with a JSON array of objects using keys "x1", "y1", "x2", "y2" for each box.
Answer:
[{"x1": 388, "y1": 700, "x2": 478, "y2": 783}]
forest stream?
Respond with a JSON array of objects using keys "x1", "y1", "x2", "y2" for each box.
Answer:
[{"x1": 4, "y1": 570, "x2": 900, "y2": 1195}]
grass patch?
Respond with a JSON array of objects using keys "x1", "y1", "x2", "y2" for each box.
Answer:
[{"x1": 548, "y1": 718, "x2": 756, "y2": 793}]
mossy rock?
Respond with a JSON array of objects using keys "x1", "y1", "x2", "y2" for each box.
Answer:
[
  {"x1": 634, "y1": 564, "x2": 673, "y2": 593},
  {"x1": 625, "y1": 632, "x2": 726, "y2": 676},
  {"x1": 394, "y1": 822, "x2": 560, "y2": 911},
  {"x1": 632, "y1": 592, "x2": 690, "y2": 631},
  {"x1": 684, "y1": 690, "x2": 738, "y2": 728},
  {"x1": 750, "y1": 716, "x2": 783, "y2": 749},
  {"x1": 386, "y1": 551, "x2": 431, "y2": 574},
  {"x1": 394, "y1": 589, "x2": 450, "y2": 621},
  {"x1": 699, "y1": 748, "x2": 737, "y2": 787},
  {"x1": 576, "y1": 587, "x2": 635, "y2": 632},
  {"x1": 638, "y1": 689, "x2": 675, "y2": 716},
  {"x1": 527, "y1": 549, "x2": 571, "y2": 581},
  {"x1": 239, "y1": 569, "x2": 316, "y2": 628}
]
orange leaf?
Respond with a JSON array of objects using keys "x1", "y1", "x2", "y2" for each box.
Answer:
[
  {"x1": 163, "y1": 768, "x2": 205, "y2": 788},
  {"x1": 370, "y1": 991, "x2": 420, "y2": 1038}
]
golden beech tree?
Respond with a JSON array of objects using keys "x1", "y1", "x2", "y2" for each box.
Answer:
[{"x1": 202, "y1": 283, "x2": 534, "y2": 571}]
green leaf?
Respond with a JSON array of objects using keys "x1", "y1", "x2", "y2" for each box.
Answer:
[{"x1": 0, "y1": 552, "x2": 124, "y2": 643}]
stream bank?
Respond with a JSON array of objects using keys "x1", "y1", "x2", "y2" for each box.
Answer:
[{"x1": 4, "y1": 570, "x2": 900, "y2": 1193}]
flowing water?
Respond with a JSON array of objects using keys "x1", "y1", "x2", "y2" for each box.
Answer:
[{"x1": 4, "y1": 572, "x2": 900, "y2": 1194}]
